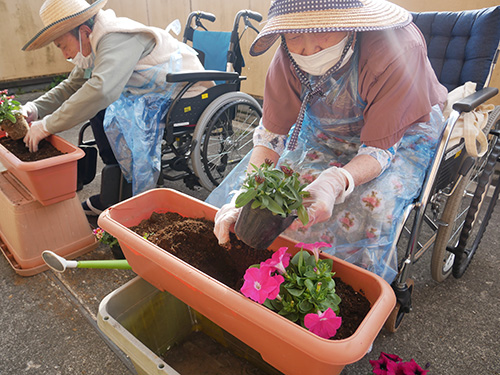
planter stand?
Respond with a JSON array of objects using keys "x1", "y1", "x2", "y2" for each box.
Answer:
[{"x1": 0, "y1": 168, "x2": 97, "y2": 277}]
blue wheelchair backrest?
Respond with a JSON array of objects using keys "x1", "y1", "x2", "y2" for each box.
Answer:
[
  {"x1": 411, "y1": 6, "x2": 500, "y2": 92},
  {"x1": 192, "y1": 30, "x2": 232, "y2": 72}
]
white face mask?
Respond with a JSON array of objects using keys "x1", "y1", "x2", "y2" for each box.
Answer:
[
  {"x1": 290, "y1": 34, "x2": 353, "y2": 76},
  {"x1": 67, "y1": 32, "x2": 94, "y2": 69}
]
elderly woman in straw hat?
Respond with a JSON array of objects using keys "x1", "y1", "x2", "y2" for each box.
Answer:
[
  {"x1": 21, "y1": 0, "x2": 209, "y2": 215},
  {"x1": 210, "y1": 0, "x2": 448, "y2": 282}
]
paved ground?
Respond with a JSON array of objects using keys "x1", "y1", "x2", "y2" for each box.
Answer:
[{"x1": 0, "y1": 91, "x2": 498, "y2": 374}]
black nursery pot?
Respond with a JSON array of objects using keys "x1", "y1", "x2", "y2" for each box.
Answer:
[
  {"x1": 234, "y1": 202, "x2": 297, "y2": 250},
  {"x1": 110, "y1": 244, "x2": 125, "y2": 259}
]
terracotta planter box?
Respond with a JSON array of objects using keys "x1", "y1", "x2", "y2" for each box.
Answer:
[
  {"x1": 98, "y1": 188, "x2": 396, "y2": 375},
  {"x1": 0, "y1": 132, "x2": 84, "y2": 206}
]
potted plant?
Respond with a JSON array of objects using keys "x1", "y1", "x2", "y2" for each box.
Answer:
[
  {"x1": 93, "y1": 227, "x2": 125, "y2": 259},
  {"x1": 98, "y1": 188, "x2": 397, "y2": 375},
  {"x1": 234, "y1": 159, "x2": 309, "y2": 249},
  {"x1": 0, "y1": 90, "x2": 29, "y2": 140}
]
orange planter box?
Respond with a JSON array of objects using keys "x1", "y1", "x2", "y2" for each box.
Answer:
[
  {"x1": 0, "y1": 132, "x2": 84, "y2": 206},
  {"x1": 98, "y1": 188, "x2": 396, "y2": 375}
]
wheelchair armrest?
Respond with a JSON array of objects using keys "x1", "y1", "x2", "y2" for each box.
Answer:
[
  {"x1": 167, "y1": 70, "x2": 242, "y2": 83},
  {"x1": 452, "y1": 87, "x2": 498, "y2": 113}
]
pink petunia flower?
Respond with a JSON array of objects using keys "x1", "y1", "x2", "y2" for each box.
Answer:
[
  {"x1": 241, "y1": 267, "x2": 284, "y2": 304},
  {"x1": 262, "y1": 247, "x2": 291, "y2": 275},
  {"x1": 304, "y1": 308, "x2": 342, "y2": 339},
  {"x1": 295, "y1": 242, "x2": 332, "y2": 262}
]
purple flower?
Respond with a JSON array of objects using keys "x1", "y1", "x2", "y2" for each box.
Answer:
[
  {"x1": 304, "y1": 308, "x2": 342, "y2": 339},
  {"x1": 262, "y1": 247, "x2": 291, "y2": 275},
  {"x1": 295, "y1": 241, "x2": 332, "y2": 262},
  {"x1": 241, "y1": 267, "x2": 284, "y2": 304}
]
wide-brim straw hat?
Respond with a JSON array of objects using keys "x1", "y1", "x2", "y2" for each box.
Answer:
[
  {"x1": 23, "y1": 0, "x2": 107, "y2": 51},
  {"x1": 250, "y1": 0, "x2": 412, "y2": 56}
]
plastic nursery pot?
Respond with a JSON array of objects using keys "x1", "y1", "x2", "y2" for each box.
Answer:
[
  {"x1": 0, "y1": 115, "x2": 29, "y2": 140},
  {"x1": 0, "y1": 132, "x2": 84, "y2": 205},
  {"x1": 234, "y1": 202, "x2": 296, "y2": 249},
  {"x1": 98, "y1": 188, "x2": 397, "y2": 375}
]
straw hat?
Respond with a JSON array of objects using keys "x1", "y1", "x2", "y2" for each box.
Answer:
[
  {"x1": 250, "y1": 0, "x2": 412, "y2": 56},
  {"x1": 23, "y1": 0, "x2": 107, "y2": 51}
]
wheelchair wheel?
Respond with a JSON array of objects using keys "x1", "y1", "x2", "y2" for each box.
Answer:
[
  {"x1": 431, "y1": 107, "x2": 500, "y2": 281},
  {"x1": 191, "y1": 92, "x2": 262, "y2": 191},
  {"x1": 431, "y1": 168, "x2": 473, "y2": 282},
  {"x1": 452, "y1": 112, "x2": 500, "y2": 278}
]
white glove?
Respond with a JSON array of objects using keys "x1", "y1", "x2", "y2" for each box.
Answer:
[
  {"x1": 23, "y1": 118, "x2": 51, "y2": 152},
  {"x1": 21, "y1": 102, "x2": 38, "y2": 123},
  {"x1": 294, "y1": 167, "x2": 354, "y2": 229},
  {"x1": 213, "y1": 191, "x2": 242, "y2": 246}
]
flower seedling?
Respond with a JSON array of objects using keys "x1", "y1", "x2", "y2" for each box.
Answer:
[
  {"x1": 235, "y1": 159, "x2": 310, "y2": 225},
  {"x1": 241, "y1": 242, "x2": 342, "y2": 339},
  {"x1": 0, "y1": 90, "x2": 22, "y2": 124},
  {"x1": 93, "y1": 227, "x2": 119, "y2": 247}
]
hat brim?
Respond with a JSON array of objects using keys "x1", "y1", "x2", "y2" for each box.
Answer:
[
  {"x1": 22, "y1": 0, "x2": 107, "y2": 51},
  {"x1": 250, "y1": 0, "x2": 412, "y2": 56}
]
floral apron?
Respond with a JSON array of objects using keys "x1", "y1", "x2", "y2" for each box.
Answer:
[{"x1": 207, "y1": 46, "x2": 444, "y2": 283}]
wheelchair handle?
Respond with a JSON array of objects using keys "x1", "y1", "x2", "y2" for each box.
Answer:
[
  {"x1": 452, "y1": 87, "x2": 498, "y2": 113},
  {"x1": 183, "y1": 11, "x2": 216, "y2": 42},
  {"x1": 242, "y1": 10, "x2": 263, "y2": 22},
  {"x1": 195, "y1": 11, "x2": 216, "y2": 23}
]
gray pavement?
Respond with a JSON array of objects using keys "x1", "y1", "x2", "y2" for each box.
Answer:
[{"x1": 0, "y1": 91, "x2": 499, "y2": 374}]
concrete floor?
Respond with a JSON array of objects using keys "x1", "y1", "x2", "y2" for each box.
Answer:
[{"x1": 0, "y1": 92, "x2": 498, "y2": 374}]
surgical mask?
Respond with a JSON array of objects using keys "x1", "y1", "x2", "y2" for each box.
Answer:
[
  {"x1": 290, "y1": 34, "x2": 353, "y2": 76},
  {"x1": 67, "y1": 32, "x2": 94, "y2": 69}
]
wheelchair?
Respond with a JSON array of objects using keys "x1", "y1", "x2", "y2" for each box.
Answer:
[
  {"x1": 76, "y1": 9, "x2": 263, "y2": 205},
  {"x1": 160, "y1": 10, "x2": 263, "y2": 191},
  {"x1": 385, "y1": 6, "x2": 500, "y2": 332}
]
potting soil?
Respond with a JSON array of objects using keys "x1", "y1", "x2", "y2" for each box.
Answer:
[
  {"x1": 0, "y1": 137, "x2": 64, "y2": 161},
  {"x1": 130, "y1": 211, "x2": 371, "y2": 340}
]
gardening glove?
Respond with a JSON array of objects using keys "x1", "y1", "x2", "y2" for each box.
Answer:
[
  {"x1": 23, "y1": 117, "x2": 51, "y2": 153},
  {"x1": 213, "y1": 191, "x2": 242, "y2": 246},
  {"x1": 21, "y1": 102, "x2": 38, "y2": 123},
  {"x1": 292, "y1": 167, "x2": 354, "y2": 229}
]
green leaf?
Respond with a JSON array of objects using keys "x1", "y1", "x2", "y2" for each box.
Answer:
[
  {"x1": 264, "y1": 196, "x2": 286, "y2": 216},
  {"x1": 298, "y1": 300, "x2": 313, "y2": 314},
  {"x1": 6, "y1": 113, "x2": 16, "y2": 123},
  {"x1": 286, "y1": 288, "x2": 304, "y2": 297},
  {"x1": 234, "y1": 190, "x2": 256, "y2": 207},
  {"x1": 297, "y1": 205, "x2": 309, "y2": 225}
]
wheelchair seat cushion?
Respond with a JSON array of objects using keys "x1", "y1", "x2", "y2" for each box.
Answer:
[{"x1": 411, "y1": 6, "x2": 500, "y2": 92}]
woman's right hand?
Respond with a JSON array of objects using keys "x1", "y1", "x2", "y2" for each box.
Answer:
[
  {"x1": 213, "y1": 202, "x2": 241, "y2": 246},
  {"x1": 21, "y1": 102, "x2": 38, "y2": 123}
]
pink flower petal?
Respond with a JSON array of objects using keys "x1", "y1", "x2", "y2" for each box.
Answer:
[{"x1": 304, "y1": 308, "x2": 342, "y2": 339}]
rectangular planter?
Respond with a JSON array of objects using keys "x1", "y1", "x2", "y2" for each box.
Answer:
[
  {"x1": 0, "y1": 132, "x2": 84, "y2": 206},
  {"x1": 98, "y1": 276, "x2": 282, "y2": 375},
  {"x1": 98, "y1": 188, "x2": 396, "y2": 375}
]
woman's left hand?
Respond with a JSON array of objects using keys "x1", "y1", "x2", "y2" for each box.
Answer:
[{"x1": 291, "y1": 167, "x2": 350, "y2": 229}]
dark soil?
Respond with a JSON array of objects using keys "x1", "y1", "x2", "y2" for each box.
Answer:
[
  {"x1": 0, "y1": 137, "x2": 64, "y2": 161},
  {"x1": 130, "y1": 211, "x2": 371, "y2": 340}
]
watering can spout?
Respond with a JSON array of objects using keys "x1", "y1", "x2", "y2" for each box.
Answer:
[{"x1": 41, "y1": 250, "x2": 131, "y2": 273}]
